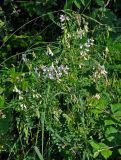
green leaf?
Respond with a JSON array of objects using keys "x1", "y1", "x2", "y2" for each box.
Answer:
[
  {"x1": 81, "y1": 0, "x2": 85, "y2": 6},
  {"x1": 90, "y1": 140, "x2": 100, "y2": 150},
  {"x1": 0, "y1": 96, "x2": 5, "y2": 108},
  {"x1": 99, "y1": 143, "x2": 112, "y2": 159},
  {"x1": 22, "y1": 80, "x2": 29, "y2": 91},
  {"x1": 64, "y1": 0, "x2": 74, "y2": 9},
  {"x1": 0, "y1": 88, "x2": 4, "y2": 95},
  {"x1": 105, "y1": 126, "x2": 118, "y2": 142},
  {"x1": 0, "y1": 20, "x2": 5, "y2": 27},
  {"x1": 93, "y1": 151, "x2": 99, "y2": 158},
  {"x1": 118, "y1": 148, "x2": 121, "y2": 155},
  {"x1": 101, "y1": 149, "x2": 112, "y2": 159},
  {"x1": 111, "y1": 103, "x2": 121, "y2": 116},
  {"x1": 96, "y1": 0, "x2": 104, "y2": 6},
  {"x1": 104, "y1": 119, "x2": 115, "y2": 126},
  {"x1": 34, "y1": 146, "x2": 44, "y2": 160},
  {"x1": 74, "y1": 0, "x2": 82, "y2": 9},
  {"x1": 36, "y1": 109, "x2": 40, "y2": 119}
]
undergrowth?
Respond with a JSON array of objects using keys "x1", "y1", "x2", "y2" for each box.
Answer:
[{"x1": 0, "y1": 9, "x2": 121, "y2": 160}]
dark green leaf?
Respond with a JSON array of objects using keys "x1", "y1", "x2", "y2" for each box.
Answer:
[{"x1": 64, "y1": 0, "x2": 74, "y2": 9}]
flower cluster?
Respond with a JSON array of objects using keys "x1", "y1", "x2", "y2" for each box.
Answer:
[
  {"x1": 77, "y1": 17, "x2": 89, "y2": 38},
  {"x1": 60, "y1": 14, "x2": 69, "y2": 23},
  {"x1": 22, "y1": 52, "x2": 36, "y2": 62},
  {"x1": 93, "y1": 93, "x2": 101, "y2": 100},
  {"x1": 41, "y1": 62, "x2": 69, "y2": 81},
  {"x1": 46, "y1": 46, "x2": 54, "y2": 56},
  {"x1": 80, "y1": 38, "x2": 94, "y2": 60},
  {"x1": 31, "y1": 89, "x2": 41, "y2": 99},
  {"x1": 60, "y1": 14, "x2": 69, "y2": 30},
  {"x1": 13, "y1": 85, "x2": 22, "y2": 95},
  {"x1": 22, "y1": 54, "x2": 28, "y2": 62},
  {"x1": 93, "y1": 64, "x2": 108, "y2": 82},
  {"x1": 13, "y1": 85, "x2": 27, "y2": 110}
]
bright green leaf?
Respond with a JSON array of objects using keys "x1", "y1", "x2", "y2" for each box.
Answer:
[
  {"x1": 93, "y1": 151, "x2": 99, "y2": 158},
  {"x1": 104, "y1": 119, "x2": 115, "y2": 126},
  {"x1": 111, "y1": 103, "x2": 121, "y2": 116},
  {"x1": 118, "y1": 148, "x2": 121, "y2": 155},
  {"x1": 90, "y1": 140, "x2": 100, "y2": 150},
  {"x1": 99, "y1": 143, "x2": 112, "y2": 159},
  {"x1": 105, "y1": 126, "x2": 118, "y2": 142},
  {"x1": 101, "y1": 149, "x2": 112, "y2": 159},
  {"x1": 0, "y1": 20, "x2": 5, "y2": 27},
  {"x1": 0, "y1": 96, "x2": 5, "y2": 108}
]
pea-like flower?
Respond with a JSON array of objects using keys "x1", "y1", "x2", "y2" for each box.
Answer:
[
  {"x1": 46, "y1": 46, "x2": 54, "y2": 56},
  {"x1": 22, "y1": 54, "x2": 28, "y2": 62},
  {"x1": 41, "y1": 63, "x2": 69, "y2": 81},
  {"x1": 60, "y1": 14, "x2": 69, "y2": 23}
]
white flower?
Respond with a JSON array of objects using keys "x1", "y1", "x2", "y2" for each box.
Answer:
[
  {"x1": 42, "y1": 63, "x2": 69, "y2": 80},
  {"x1": 1, "y1": 114, "x2": 6, "y2": 119},
  {"x1": 34, "y1": 67, "x2": 39, "y2": 74},
  {"x1": 80, "y1": 51, "x2": 86, "y2": 56},
  {"x1": 41, "y1": 65, "x2": 47, "y2": 72},
  {"x1": 46, "y1": 46, "x2": 54, "y2": 56},
  {"x1": 48, "y1": 73, "x2": 54, "y2": 79},
  {"x1": 22, "y1": 54, "x2": 28, "y2": 62},
  {"x1": 105, "y1": 47, "x2": 109, "y2": 53},
  {"x1": 85, "y1": 43, "x2": 90, "y2": 48},
  {"x1": 20, "y1": 104, "x2": 27, "y2": 110},
  {"x1": 33, "y1": 93, "x2": 41, "y2": 99},
  {"x1": 60, "y1": 15, "x2": 65, "y2": 22},
  {"x1": 80, "y1": 44, "x2": 83, "y2": 49},
  {"x1": 58, "y1": 65, "x2": 64, "y2": 71},
  {"x1": 58, "y1": 72, "x2": 62, "y2": 77},
  {"x1": 19, "y1": 95, "x2": 23, "y2": 100},
  {"x1": 13, "y1": 86, "x2": 21, "y2": 95},
  {"x1": 32, "y1": 51, "x2": 36, "y2": 58},
  {"x1": 94, "y1": 94, "x2": 100, "y2": 100},
  {"x1": 91, "y1": 38, "x2": 94, "y2": 41},
  {"x1": 98, "y1": 65, "x2": 107, "y2": 76},
  {"x1": 60, "y1": 14, "x2": 69, "y2": 23}
]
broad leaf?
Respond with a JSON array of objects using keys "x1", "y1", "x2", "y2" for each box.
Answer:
[
  {"x1": 90, "y1": 140, "x2": 100, "y2": 150},
  {"x1": 101, "y1": 149, "x2": 112, "y2": 159},
  {"x1": 104, "y1": 119, "x2": 115, "y2": 126},
  {"x1": 111, "y1": 103, "x2": 121, "y2": 116},
  {"x1": 105, "y1": 126, "x2": 118, "y2": 142},
  {"x1": 99, "y1": 143, "x2": 112, "y2": 158}
]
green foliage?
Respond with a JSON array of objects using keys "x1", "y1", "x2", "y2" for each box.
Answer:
[{"x1": 0, "y1": 0, "x2": 121, "y2": 160}]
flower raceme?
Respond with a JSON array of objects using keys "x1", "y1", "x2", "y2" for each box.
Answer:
[
  {"x1": 80, "y1": 38, "x2": 94, "y2": 60},
  {"x1": 41, "y1": 63, "x2": 69, "y2": 81}
]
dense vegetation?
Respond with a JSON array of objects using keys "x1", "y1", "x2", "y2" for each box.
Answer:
[{"x1": 0, "y1": 0, "x2": 121, "y2": 159}]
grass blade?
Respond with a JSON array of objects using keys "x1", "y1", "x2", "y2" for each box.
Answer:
[{"x1": 34, "y1": 146, "x2": 44, "y2": 160}]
